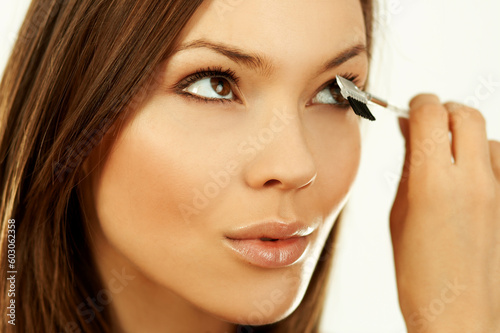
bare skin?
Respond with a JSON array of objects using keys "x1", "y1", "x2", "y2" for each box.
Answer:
[
  {"x1": 80, "y1": 0, "x2": 368, "y2": 332},
  {"x1": 391, "y1": 96, "x2": 500, "y2": 332},
  {"x1": 77, "y1": 0, "x2": 500, "y2": 332}
]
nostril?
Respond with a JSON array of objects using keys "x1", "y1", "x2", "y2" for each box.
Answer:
[{"x1": 263, "y1": 179, "x2": 281, "y2": 187}]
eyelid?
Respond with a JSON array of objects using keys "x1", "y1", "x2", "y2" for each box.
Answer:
[
  {"x1": 317, "y1": 73, "x2": 360, "y2": 95},
  {"x1": 173, "y1": 67, "x2": 240, "y2": 90}
]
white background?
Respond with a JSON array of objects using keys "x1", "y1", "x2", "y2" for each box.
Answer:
[{"x1": 1, "y1": 1, "x2": 499, "y2": 332}]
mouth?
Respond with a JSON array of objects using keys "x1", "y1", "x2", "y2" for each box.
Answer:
[
  {"x1": 259, "y1": 237, "x2": 279, "y2": 241},
  {"x1": 223, "y1": 236, "x2": 310, "y2": 268},
  {"x1": 222, "y1": 221, "x2": 314, "y2": 268}
]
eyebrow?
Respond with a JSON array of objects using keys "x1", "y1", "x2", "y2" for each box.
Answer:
[{"x1": 172, "y1": 38, "x2": 367, "y2": 78}]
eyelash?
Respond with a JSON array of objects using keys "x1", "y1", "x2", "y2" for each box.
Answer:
[
  {"x1": 315, "y1": 73, "x2": 360, "y2": 109},
  {"x1": 174, "y1": 66, "x2": 240, "y2": 104},
  {"x1": 173, "y1": 66, "x2": 361, "y2": 107}
]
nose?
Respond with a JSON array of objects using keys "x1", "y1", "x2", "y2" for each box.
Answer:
[{"x1": 242, "y1": 105, "x2": 317, "y2": 191}]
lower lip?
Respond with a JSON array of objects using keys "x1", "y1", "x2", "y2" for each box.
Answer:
[{"x1": 223, "y1": 236, "x2": 309, "y2": 268}]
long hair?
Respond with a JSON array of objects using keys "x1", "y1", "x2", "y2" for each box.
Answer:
[{"x1": 0, "y1": 0, "x2": 374, "y2": 332}]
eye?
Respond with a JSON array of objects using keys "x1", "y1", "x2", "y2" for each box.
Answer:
[
  {"x1": 173, "y1": 67, "x2": 241, "y2": 103},
  {"x1": 183, "y1": 77, "x2": 235, "y2": 100},
  {"x1": 310, "y1": 79, "x2": 350, "y2": 107},
  {"x1": 311, "y1": 74, "x2": 359, "y2": 108}
]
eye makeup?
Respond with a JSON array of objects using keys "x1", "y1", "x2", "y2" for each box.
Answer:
[
  {"x1": 310, "y1": 72, "x2": 361, "y2": 109},
  {"x1": 170, "y1": 65, "x2": 363, "y2": 110},
  {"x1": 172, "y1": 66, "x2": 241, "y2": 104}
]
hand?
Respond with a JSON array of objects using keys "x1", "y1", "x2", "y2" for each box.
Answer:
[{"x1": 390, "y1": 94, "x2": 500, "y2": 333}]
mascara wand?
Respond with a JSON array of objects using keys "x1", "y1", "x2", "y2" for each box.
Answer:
[{"x1": 336, "y1": 75, "x2": 409, "y2": 121}]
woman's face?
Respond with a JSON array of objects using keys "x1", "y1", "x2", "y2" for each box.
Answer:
[{"x1": 82, "y1": 0, "x2": 368, "y2": 327}]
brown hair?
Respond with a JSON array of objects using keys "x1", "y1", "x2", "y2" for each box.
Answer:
[{"x1": 0, "y1": 0, "x2": 374, "y2": 332}]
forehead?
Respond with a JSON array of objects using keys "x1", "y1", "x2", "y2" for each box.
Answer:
[{"x1": 175, "y1": 0, "x2": 367, "y2": 70}]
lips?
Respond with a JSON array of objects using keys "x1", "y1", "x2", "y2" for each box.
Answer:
[
  {"x1": 223, "y1": 221, "x2": 314, "y2": 268},
  {"x1": 224, "y1": 221, "x2": 314, "y2": 240}
]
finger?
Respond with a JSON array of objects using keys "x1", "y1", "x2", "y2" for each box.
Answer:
[
  {"x1": 407, "y1": 94, "x2": 452, "y2": 170},
  {"x1": 409, "y1": 93, "x2": 441, "y2": 110},
  {"x1": 397, "y1": 116, "x2": 410, "y2": 180},
  {"x1": 390, "y1": 117, "x2": 411, "y2": 240},
  {"x1": 489, "y1": 140, "x2": 500, "y2": 180},
  {"x1": 390, "y1": 163, "x2": 409, "y2": 238},
  {"x1": 398, "y1": 117, "x2": 409, "y2": 140},
  {"x1": 444, "y1": 102, "x2": 489, "y2": 169}
]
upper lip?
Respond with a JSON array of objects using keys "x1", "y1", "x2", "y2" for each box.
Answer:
[{"x1": 225, "y1": 220, "x2": 315, "y2": 240}]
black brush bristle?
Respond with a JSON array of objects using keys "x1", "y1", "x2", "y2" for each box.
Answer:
[{"x1": 347, "y1": 97, "x2": 376, "y2": 121}]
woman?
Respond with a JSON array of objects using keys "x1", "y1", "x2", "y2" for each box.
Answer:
[{"x1": 0, "y1": 0, "x2": 499, "y2": 332}]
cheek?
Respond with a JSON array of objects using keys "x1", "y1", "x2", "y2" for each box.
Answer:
[
  {"x1": 301, "y1": 109, "x2": 361, "y2": 264},
  {"x1": 94, "y1": 104, "x2": 232, "y2": 250},
  {"x1": 95, "y1": 119, "x2": 192, "y2": 237},
  {"x1": 306, "y1": 109, "x2": 362, "y2": 202},
  {"x1": 92, "y1": 102, "x2": 248, "y2": 316},
  {"x1": 323, "y1": 121, "x2": 361, "y2": 195}
]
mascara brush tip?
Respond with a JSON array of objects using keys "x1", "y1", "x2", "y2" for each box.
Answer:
[{"x1": 347, "y1": 97, "x2": 376, "y2": 121}]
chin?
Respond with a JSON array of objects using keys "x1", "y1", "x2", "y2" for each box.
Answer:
[
  {"x1": 204, "y1": 281, "x2": 307, "y2": 326},
  {"x1": 216, "y1": 298, "x2": 300, "y2": 327}
]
